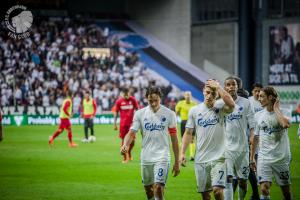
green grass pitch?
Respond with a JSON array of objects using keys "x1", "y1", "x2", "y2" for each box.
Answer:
[{"x1": 0, "y1": 124, "x2": 299, "y2": 200}]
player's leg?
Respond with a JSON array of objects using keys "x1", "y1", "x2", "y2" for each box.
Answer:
[
  {"x1": 120, "y1": 126, "x2": 129, "y2": 163},
  {"x1": 88, "y1": 119, "x2": 96, "y2": 142},
  {"x1": 260, "y1": 182, "x2": 271, "y2": 200},
  {"x1": 180, "y1": 120, "x2": 185, "y2": 138},
  {"x1": 90, "y1": 118, "x2": 95, "y2": 137},
  {"x1": 144, "y1": 185, "x2": 154, "y2": 200},
  {"x1": 238, "y1": 179, "x2": 248, "y2": 200},
  {"x1": 66, "y1": 125, "x2": 77, "y2": 147},
  {"x1": 153, "y1": 162, "x2": 169, "y2": 200},
  {"x1": 236, "y1": 152, "x2": 250, "y2": 200},
  {"x1": 211, "y1": 159, "x2": 226, "y2": 200},
  {"x1": 82, "y1": 118, "x2": 89, "y2": 142},
  {"x1": 142, "y1": 164, "x2": 155, "y2": 200},
  {"x1": 212, "y1": 186, "x2": 224, "y2": 200},
  {"x1": 273, "y1": 162, "x2": 291, "y2": 200},
  {"x1": 195, "y1": 162, "x2": 213, "y2": 200},
  {"x1": 224, "y1": 156, "x2": 234, "y2": 200},
  {"x1": 153, "y1": 183, "x2": 165, "y2": 200},
  {"x1": 49, "y1": 122, "x2": 64, "y2": 145},
  {"x1": 201, "y1": 191, "x2": 211, "y2": 200},
  {"x1": 280, "y1": 185, "x2": 291, "y2": 200},
  {"x1": 248, "y1": 167, "x2": 260, "y2": 200},
  {"x1": 126, "y1": 125, "x2": 135, "y2": 161},
  {"x1": 224, "y1": 176, "x2": 233, "y2": 200},
  {"x1": 257, "y1": 160, "x2": 272, "y2": 200}
]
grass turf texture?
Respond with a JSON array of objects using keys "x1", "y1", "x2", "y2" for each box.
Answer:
[{"x1": 0, "y1": 124, "x2": 299, "y2": 200}]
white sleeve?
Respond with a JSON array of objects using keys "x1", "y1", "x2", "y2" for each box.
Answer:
[
  {"x1": 214, "y1": 99, "x2": 225, "y2": 110},
  {"x1": 130, "y1": 111, "x2": 141, "y2": 133},
  {"x1": 185, "y1": 108, "x2": 195, "y2": 129},
  {"x1": 168, "y1": 111, "x2": 177, "y2": 128},
  {"x1": 254, "y1": 113, "x2": 260, "y2": 136},
  {"x1": 246, "y1": 101, "x2": 255, "y2": 130}
]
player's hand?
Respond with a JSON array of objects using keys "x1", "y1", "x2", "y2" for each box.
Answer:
[
  {"x1": 179, "y1": 154, "x2": 187, "y2": 167},
  {"x1": 113, "y1": 124, "x2": 118, "y2": 130},
  {"x1": 120, "y1": 145, "x2": 128, "y2": 155},
  {"x1": 273, "y1": 98, "x2": 280, "y2": 110},
  {"x1": 206, "y1": 79, "x2": 220, "y2": 90},
  {"x1": 172, "y1": 162, "x2": 180, "y2": 177}
]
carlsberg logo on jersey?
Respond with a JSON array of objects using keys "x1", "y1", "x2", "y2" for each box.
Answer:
[
  {"x1": 227, "y1": 113, "x2": 243, "y2": 121},
  {"x1": 262, "y1": 126, "x2": 284, "y2": 134},
  {"x1": 145, "y1": 123, "x2": 165, "y2": 131},
  {"x1": 227, "y1": 106, "x2": 243, "y2": 121},
  {"x1": 261, "y1": 121, "x2": 284, "y2": 134},
  {"x1": 197, "y1": 116, "x2": 219, "y2": 127}
]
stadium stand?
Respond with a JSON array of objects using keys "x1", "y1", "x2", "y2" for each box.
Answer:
[{"x1": 0, "y1": 16, "x2": 188, "y2": 114}]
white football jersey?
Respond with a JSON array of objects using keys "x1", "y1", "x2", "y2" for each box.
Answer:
[
  {"x1": 254, "y1": 109, "x2": 291, "y2": 163},
  {"x1": 186, "y1": 99, "x2": 227, "y2": 163},
  {"x1": 225, "y1": 96, "x2": 255, "y2": 152},
  {"x1": 130, "y1": 105, "x2": 177, "y2": 165},
  {"x1": 249, "y1": 96, "x2": 263, "y2": 114}
]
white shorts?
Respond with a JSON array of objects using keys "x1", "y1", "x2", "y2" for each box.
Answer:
[
  {"x1": 195, "y1": 158, "x2": 226, "y2": 193},
  {"x1": 226, "y1": 151, "x2": 249, "y2": 180},
  {"x1": 257, "y1": 158, "x2": 291, "y2": 186},
  {"x1": 141, "y1": 162, "x2": 170, "y2": 186}
]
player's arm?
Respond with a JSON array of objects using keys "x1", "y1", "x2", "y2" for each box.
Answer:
[
  {"x1": 120, "y1": 130, "x2": 136, "y2": 154},
  {"x1": 121, "y1": 111, "x2": 140, "y2": 153},
  {"x1": 113, "y1": 111, "x2": 118, "y2": 130},
  {"x1": 169, "y1": 127, "x2": 180, "y2": 177},
  {"x1": 92, "y1": 99, "x2": 97, "y2": 117},
  {"x1": 273, "y1": 98, "x2": 290, "y2": 128},
  {"x1": 207, "y1": 79, "x2": 235, "y2": 113},
  {"x1": 250, "y1": 133, "x2": 258, "y2": 171},
  {"x1": 113, "y1": 102, "x2": 119, "y2": 130},
  {"x1": 180, "y1": 128, "x2": 194, "y2": 167},
  {"x1": 63, "y1": 101, "x2": 71, "y2": 117}
]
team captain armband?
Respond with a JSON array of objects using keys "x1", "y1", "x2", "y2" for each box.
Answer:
[{"x1": 168, "y1": 127, "x2": 177, "y2": 136}]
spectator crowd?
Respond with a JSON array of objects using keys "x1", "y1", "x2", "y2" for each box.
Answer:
[{"x1": 0, "y1": 16, "x2": 181, "y2": 114}]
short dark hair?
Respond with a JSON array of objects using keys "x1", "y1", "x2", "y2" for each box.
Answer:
[
  {"x1": 252, "y1": 83, "x2": 263, "y2": 89},
  {"x1": 145, "y1": 86, "x2": 162, "y2": 98},
  {"x1": 225, "y1": 76, "x2": 241, "y2": 88},
  {"x1": 63, "y1": 90, "x2": 72, "y2": 97},
  {"x1": 122, "y1": 87, "x2": 129, "y2": 93}
]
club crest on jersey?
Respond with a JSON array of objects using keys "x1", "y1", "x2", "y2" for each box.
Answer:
[
  {"x1": 145, "y1": 122, "x2": 165, "y2": 131},
  {"x1": 197, "y1": 115, "x2": 219, "y2": 127}
]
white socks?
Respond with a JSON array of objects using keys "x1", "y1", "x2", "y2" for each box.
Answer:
[
  {"x1": 224, "y1": 182, "x2": 233, "y2": 200},
  {"x1": 260, "y1": 195, "x2": 270, "y2": 200}
]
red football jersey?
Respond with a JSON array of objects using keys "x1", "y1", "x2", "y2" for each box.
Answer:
[{"x1": 115, "y1": 96, "x2": 139, "y2": 126}]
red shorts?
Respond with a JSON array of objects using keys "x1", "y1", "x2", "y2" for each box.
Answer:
[
  {"x1": 59, "y1": 118, "x2": 71, "y2": 130},
  {"x1": 119, "y1": 125, "x2": 131, "y2": 139}
]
